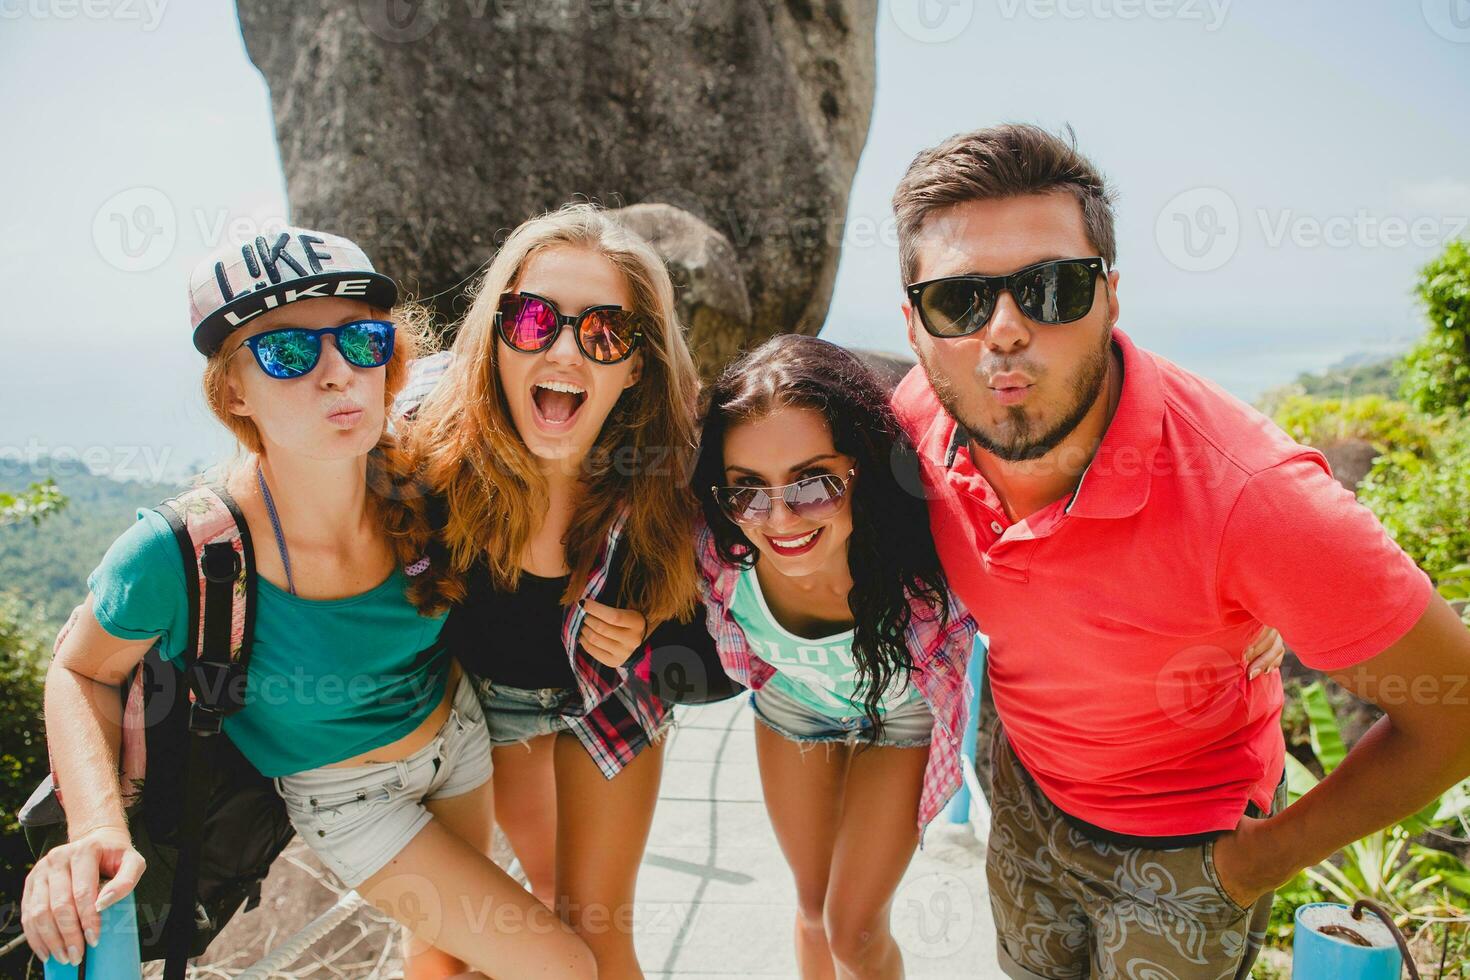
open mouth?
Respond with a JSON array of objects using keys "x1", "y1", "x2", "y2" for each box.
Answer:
[
  {"x1": 531, "y1": 379, "x2": 588, "y2": 428},
  {"x1": 764, "y1": 526, "x2": 824, "y2": 557}
]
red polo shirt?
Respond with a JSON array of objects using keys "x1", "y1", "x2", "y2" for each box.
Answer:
[{"x1": 892, "y1": 328, "x2": 1434, "y2": 836}]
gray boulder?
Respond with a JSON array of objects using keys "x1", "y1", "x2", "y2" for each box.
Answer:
[
  {"x1": 608, "y1": 202, "x2": 752, "y2": 377},
  {"x1": 237, "y1": 0, "x2": 877, "y2": 372}
]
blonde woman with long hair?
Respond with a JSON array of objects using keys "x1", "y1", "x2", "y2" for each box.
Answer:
[
  {"x1": 20, "y1": 229, "x2": 595, "y2": 980},
  {"x1": 400, "y1": 203, "x2": 704, "y2": 978}
]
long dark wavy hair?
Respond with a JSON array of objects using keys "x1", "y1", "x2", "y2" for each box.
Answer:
[{"x1": 692, "y1": 334, "x2": 952, "y2": 743}]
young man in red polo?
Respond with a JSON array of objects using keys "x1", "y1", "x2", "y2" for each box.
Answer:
[{"x1": 889, "y1": 123, "x2": 1470, "y2": 979}]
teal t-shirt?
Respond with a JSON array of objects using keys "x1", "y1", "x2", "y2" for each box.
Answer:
[
  {"x1": 728, "y1": 564, "x2": 922, "y2": 718},
  {"x1": 87, "y1": 509, "x2": 450, "y2": 777}
]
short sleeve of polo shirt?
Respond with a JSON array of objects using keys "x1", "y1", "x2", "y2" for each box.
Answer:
[
  {"x1": 86, "y1": 508, "x2": 191, "y2": 664},
  {"x1": 1216, "y1": 453, "x2": 1434, "y2": 672}
]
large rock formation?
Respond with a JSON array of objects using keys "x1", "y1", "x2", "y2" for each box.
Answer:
[{"x1": 237, "y1": 0, "x2": 877, "y2": 372}]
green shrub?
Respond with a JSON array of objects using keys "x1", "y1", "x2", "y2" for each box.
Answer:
[
  {"x1": 1399, "y1": 239, "x2": 1470, "y2": 416},
  {"x1": 1358, "y1": 416, "x2": 1470, "y2": 582},
  {"x1": 0, "y1": 590, "x2": 52, "y2": 935},
  {"x1": 1271, "y1": 393, "x2": 1435, "y2": 455}
]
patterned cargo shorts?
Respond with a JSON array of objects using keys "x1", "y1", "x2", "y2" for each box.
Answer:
[{"x1": 986, "y1": 728, "x2": 1288, "y2": 980}]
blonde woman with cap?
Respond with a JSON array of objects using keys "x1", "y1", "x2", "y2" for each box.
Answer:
[{"x1": 20, "y1": 228, "x2": 595, "y2": 979}]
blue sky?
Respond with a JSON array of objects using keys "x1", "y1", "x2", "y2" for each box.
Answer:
[{"x1": 3, "y1": 0, "x2": 1468, "y2": 483}]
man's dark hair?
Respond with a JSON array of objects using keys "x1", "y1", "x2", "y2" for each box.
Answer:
[{"x1": 892, "y1": 122, "x2": 1117, "y2": 285}]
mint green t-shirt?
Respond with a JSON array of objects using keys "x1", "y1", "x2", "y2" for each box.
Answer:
[
  {"x1": 87, "y1": 509, "x2": 450, "y2": 777},
  {"x1": 728, "y1": 564, "x2": 922, "y2": 718}
]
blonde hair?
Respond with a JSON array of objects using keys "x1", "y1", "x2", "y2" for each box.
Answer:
[
  {"x1": 404, "y1": 202, "x2": 701, "y2": 626},
  {"x1": 201, "y1": 300, "x2": 452, "y2": 613}
]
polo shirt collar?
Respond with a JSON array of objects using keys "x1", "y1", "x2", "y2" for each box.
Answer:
[{"x1": 945, "y1": 327, "x2": 1164, "y2": 521}]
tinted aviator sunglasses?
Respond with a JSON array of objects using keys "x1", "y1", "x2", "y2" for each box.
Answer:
[
  {"x1": 495, "y1": 291, "x2": 644, "y2": 365},
  {"x1": 906, "y1": 256, "x2": 1107, "y2": 338},
  {"x1": 233, "y1": 320, "x2": 396, "y2": 379},
  {"x1": 711, "y1": 469, "x2": 856, "y2": 527}
]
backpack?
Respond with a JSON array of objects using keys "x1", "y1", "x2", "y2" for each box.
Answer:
[{"x1": 18, "y1": 484, "x2": 296, "y2": 979}]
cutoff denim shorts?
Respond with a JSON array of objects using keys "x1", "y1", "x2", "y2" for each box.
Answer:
[
  {"x1": 750, "y1": 679, "x2": 934, "y2": 748},
  {"x1": 471, "y1": 676, "x2": 578, "y2": 748},
  {"x1": 273, "y1": 672, "x2": 493, "y2": 887},
  {"x1": 472, "y1": 674, "x2": 678, "y2": 751}
]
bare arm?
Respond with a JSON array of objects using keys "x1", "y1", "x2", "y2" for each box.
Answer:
[
  {"x1": 1214, "y1": 595, "x2": 1470, "y2": 904},
  {"x1": 21, "y1": 596, "x2": 156, "y2": 966}
]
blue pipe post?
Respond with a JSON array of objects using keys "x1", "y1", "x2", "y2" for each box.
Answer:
[{"x1": 945, "y1": 633, "x2": 989, "y2": 824}]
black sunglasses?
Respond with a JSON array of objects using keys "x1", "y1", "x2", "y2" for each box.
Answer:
[
  {"x1": 906, "y1": 257, "x2": 1107, "y2": 338},
  {"x1": 495, "y1": 291, "x2": 644, "y2": 365}
]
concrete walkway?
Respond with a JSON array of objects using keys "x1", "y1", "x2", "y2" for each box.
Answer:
[{"x1": 632, "y1": 694, "x2": 1005, "y2": 978}]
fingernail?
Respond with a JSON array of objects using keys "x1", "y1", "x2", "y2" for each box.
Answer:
[
  {"x1": 68, "y1": 946, "x2": 81, "y2": 965},
  {"x1": 1248, "y1": 667, "x2": 1260, "y2": 679},
  {"x1": 95, "y1": 894, "x2": 110, "y2": 912},
  {"x1": 86, "y1": 927, "x2": 99, "y2": 947}
]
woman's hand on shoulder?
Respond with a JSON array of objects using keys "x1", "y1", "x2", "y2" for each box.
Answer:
[{"x1": 578, "y1": 599, "x2": 649, "y2": 668}]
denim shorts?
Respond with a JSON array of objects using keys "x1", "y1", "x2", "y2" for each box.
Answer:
[
  {"x1": 274, "y1": 673, "x2": 493, "y2": 887},
  {"x1": 750, "y1": 679, "x2": 934, "y2": 748},
  {"x1": 471, "y1": 675, "x2": 578, "y2": 748}
]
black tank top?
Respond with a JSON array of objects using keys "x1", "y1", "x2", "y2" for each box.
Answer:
[{"x1": 446, "y1": 560, "x2": 578, "y2": 690}]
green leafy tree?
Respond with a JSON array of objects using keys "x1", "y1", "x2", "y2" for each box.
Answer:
[
  {"x1": 1358, "y1": 417, "x2": 1470, "y2": 581},
  {"x1": 0, "y1": 481, "x2": 66, "y2": 527},
  {"x1": 1399, "y1": 239, "x2": 1470, "y2": 416},
  {"x1": 0, "y1": 480, "x2": 68, "y2": 956}
]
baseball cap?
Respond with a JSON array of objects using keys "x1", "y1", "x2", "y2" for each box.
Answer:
[{"x1": 188, "y1": 228, "x2": 399, "y2": 355}]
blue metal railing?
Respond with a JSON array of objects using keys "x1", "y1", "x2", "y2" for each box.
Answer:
[{"x1": 945, "y1": 633, "x2": 989, "y2": 826}]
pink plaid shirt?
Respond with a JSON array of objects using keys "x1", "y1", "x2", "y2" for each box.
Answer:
[{"x1": 693, "y1": 519, "x2": 979, "y2": 836}]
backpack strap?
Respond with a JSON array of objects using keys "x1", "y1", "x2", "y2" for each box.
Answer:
[
  {"x1": 155, "y1": 483, "x2": 257, "y2": 727},
  {"x1": 152, "y1": 483, "x2": 256, "y2": 980}
]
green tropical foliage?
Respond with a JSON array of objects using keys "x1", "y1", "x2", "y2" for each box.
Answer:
[{"x1": 1399, "y1": 239, "x2": 1470, "y2": 417}]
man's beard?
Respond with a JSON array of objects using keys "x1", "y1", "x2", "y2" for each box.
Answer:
[{"x1": 921, "y1": 328, "x2": 1112, "y2": 463}]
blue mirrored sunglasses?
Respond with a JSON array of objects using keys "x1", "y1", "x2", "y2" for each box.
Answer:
[{"x1": 233, "y1": 320, "x2": 396, "y2": 379}]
